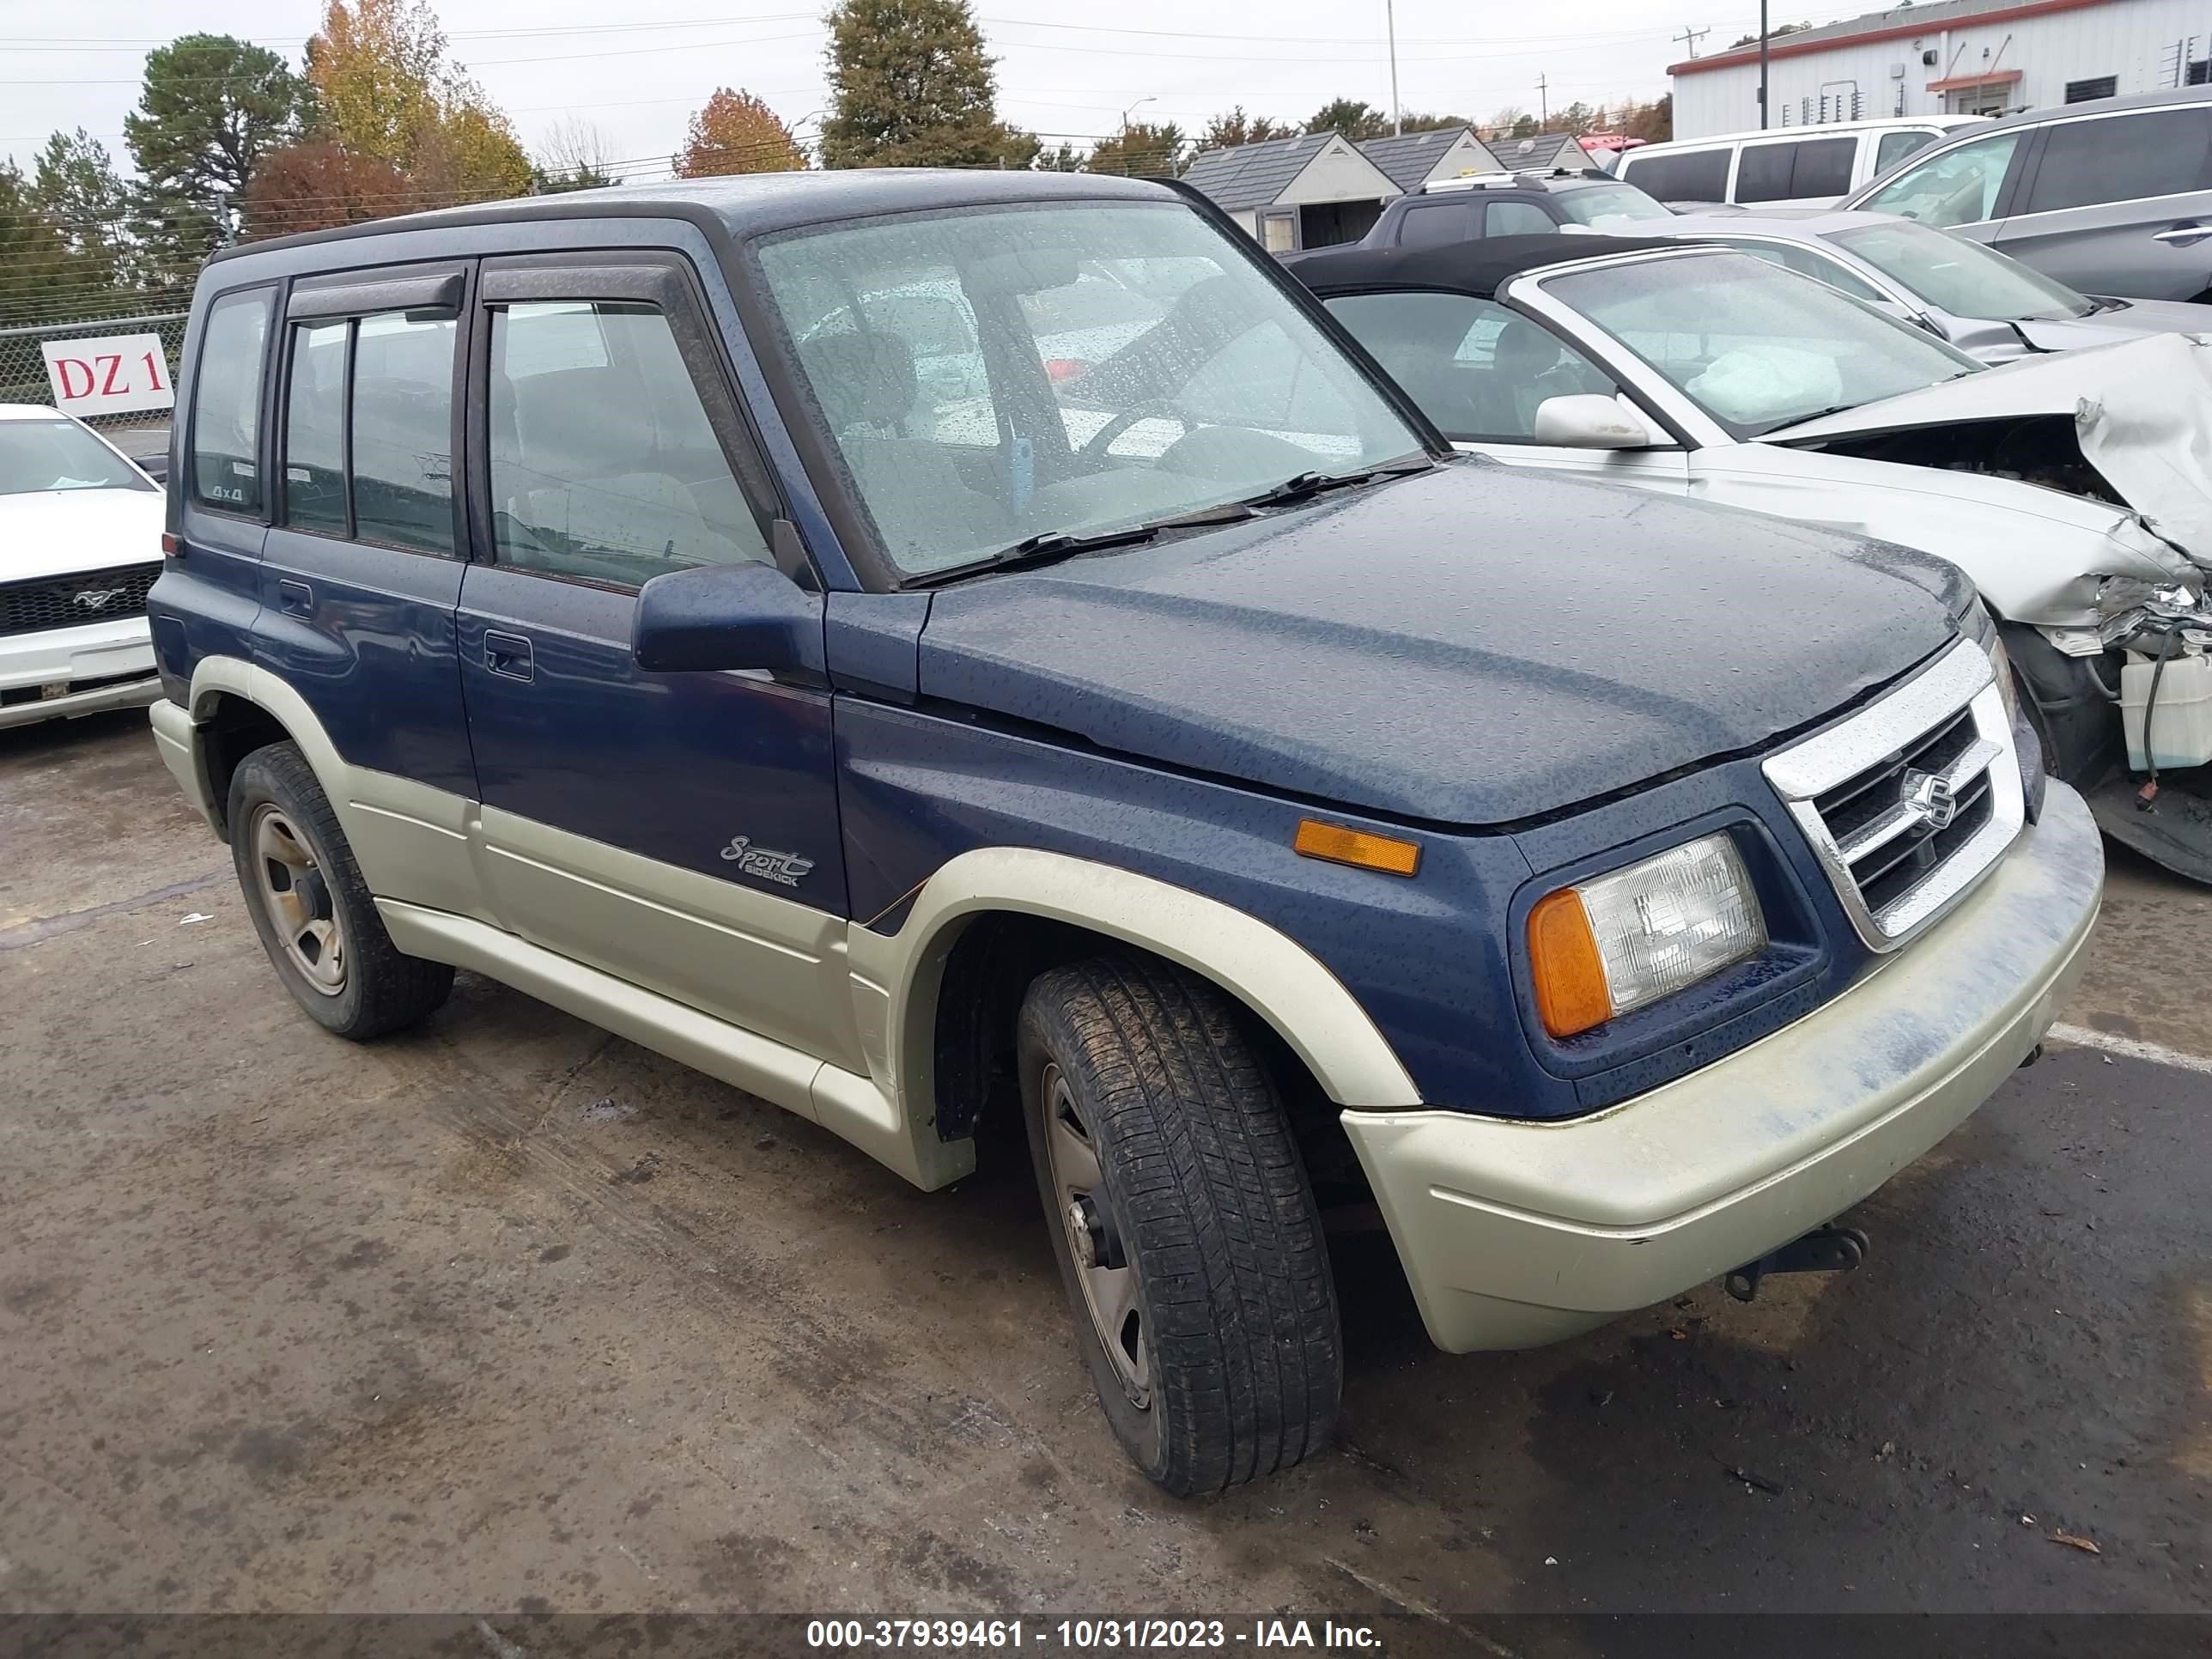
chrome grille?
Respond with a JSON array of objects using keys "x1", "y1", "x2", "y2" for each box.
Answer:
[
  {"x1": 1764, "y1": 640, "x2": 2024, "y2": 951},
  {"x1": 0, "y1": 563, "x2": 160, "y2": 638}
]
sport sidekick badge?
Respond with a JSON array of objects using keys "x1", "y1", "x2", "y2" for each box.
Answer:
[
  {"x1": 1900, "y1": 767, "x2": 1959, "y2": 832},
  {"x1": 719, "y1": 836, "x2": 815, "y2": 887}
]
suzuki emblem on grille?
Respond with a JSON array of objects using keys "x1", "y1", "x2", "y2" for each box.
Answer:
[
  {"x1": 1901, "y1": 768, "x2": 1958, "y2": 831},
  {"x1": 73, "y1": 587, "x2": 127, "y2": 611}
]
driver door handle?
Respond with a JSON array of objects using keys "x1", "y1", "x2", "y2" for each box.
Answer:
[{"x1": 483, "y1": 630, "x2": 533, "y2": 682}]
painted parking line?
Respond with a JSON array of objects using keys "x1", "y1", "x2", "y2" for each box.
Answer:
[{"x1": 2046, "y1": 1021, "x2": 2212, "y2": 1077}]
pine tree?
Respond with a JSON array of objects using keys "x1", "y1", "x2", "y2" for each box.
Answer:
[
  {"x1": 31, "y1": 131, "x2": 130, "y2": 301},
  {"x1": 820, "y1": 0, "x2": 1018, "y2": 168},
  {"x1": 125, "y1": 33, "x2": 305, "y2": 276}
]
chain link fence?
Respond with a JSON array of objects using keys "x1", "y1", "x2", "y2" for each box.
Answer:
[{"x1": 0, "y1": 310, "x2": 187, "y2": 443}]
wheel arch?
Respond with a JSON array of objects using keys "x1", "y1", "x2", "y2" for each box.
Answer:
[{"x1": 851, "y1": 849, "x2": 1424, "y2": 1157}]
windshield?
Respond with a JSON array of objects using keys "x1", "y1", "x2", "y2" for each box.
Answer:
[
  {"x1": 1558, "y1": 183, "x2": 1673, "y2": 229},
  {"x1": 0, "y1": 418, "x2": 150, "y2": 496},
  {"x1": 1540, "y1": 249, "x2": 1980, "y2": 438},
  {"x1": 755, "y1": 201, "x2": 1427, "y2": 576},
  {"x1": 1830, "y1": 218, "x2": 2094, "y2": 321}
]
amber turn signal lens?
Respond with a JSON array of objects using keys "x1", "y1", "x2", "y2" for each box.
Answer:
[
  {"x1": 1528, "y1": 887, "x2": 1612, "y2": 1038},
  {"x1": 1293, "y1": 818, "x2": 1421, "y2": 877}
]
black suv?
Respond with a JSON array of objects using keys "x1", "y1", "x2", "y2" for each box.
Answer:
[{"x1": 1294, "y1": 172, "x2": 1674, "y2": 259}]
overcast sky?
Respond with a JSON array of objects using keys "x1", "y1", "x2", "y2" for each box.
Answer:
[{"x1": 0, "y1": 0, "x2": 1869, "y2": 177}]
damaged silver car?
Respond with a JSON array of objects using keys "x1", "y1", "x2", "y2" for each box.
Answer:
[{"x1": 1293, "y1": 234, "x2": 2212, "y2": 878}]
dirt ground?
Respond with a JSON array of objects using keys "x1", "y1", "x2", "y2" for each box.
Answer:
[{"x1": 3, "y1": 709, "x2": 2208, "y2": 1641}]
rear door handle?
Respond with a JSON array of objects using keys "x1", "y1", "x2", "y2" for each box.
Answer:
[
  {"x1": 483, "y1": 629, "x2": 534, "y2": 682},
  {"x1": 2153, "y1": 222, "x2": 2212, "y2": 245},
  {"x1": 276, "y1": 579, "x2": 313, "y2": 617}
]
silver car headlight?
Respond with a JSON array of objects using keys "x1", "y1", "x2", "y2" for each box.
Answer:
[{"x1": 1528, "y1": 833, "x2": 1769, "y2": 1037}]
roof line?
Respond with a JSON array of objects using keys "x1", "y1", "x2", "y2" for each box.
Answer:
[{"x1": 1668, "y1": 0, "x2": 2111, "y2": 76}]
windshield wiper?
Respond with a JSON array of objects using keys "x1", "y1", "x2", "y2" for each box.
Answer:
[
  {"x1": 904, "y1": 501, "x2": 1259, "y2": 588},
  {"x1": 1242, "y1": 454, "x2": 1433, "y2": 507}
]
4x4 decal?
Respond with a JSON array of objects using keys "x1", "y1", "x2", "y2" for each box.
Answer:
[{"x1": 718, "y1": 836, "x2": 815, "y2": 887}]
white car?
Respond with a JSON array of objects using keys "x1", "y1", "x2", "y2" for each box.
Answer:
[
  {"x1": 0, "y1": 405, "x2": 167, "y2": 731},
  {"x1": 1648, "y1": 209, "x2": 2212, "y2": 362},
  {"x1": 1293, "y1": 234, "x2": 2212, "y2": 880}
]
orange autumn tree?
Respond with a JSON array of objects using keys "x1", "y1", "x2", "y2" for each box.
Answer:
[{"x1": 673, "y1": 88, "x2": 806, "y2": 177}]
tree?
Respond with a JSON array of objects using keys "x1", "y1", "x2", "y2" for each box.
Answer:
[
  {"x1": 125, "y1": 33, "x2": 305, "y2": 273},
  {"x1": 1550, "y1": 100, "x2": 1600, "y2": 136},
  {"x1": 820, "y1": 0, "x2": 1024, "y2": 168},
  {"x1": 1085, "y1": 121, "x2": 1187, "y2": 178},
  {"x1": 0, "y1": 160, "x2": 69, "y2": 322},
  {"x1": 1304, "y1": 98, "x2": 1390, "y2": 141},
  {"x1": 31, "y1": 130, "x2": 130, "y2": 297},
  {"x1": 1397, "y1": 111, "x2": 1475, "y2": 134},
  {"x1": 1510, "y1": 112, "x2": 1540, "y2": 138},
  {"x1": 1626, "y1": 94, "x2": 1673, "y2": 143},
  {"x1": 674, "y1": 88, "x2": 806, "y2": 177},
  {"x1": 534, "y1": 116, "x2": 616, "y2": 192},
  {"x1": 1199, "y1": 106, "x2": 1298, "y2": 150},
  {"x1": 241, "y1": 138, "x2": 410, "y2": 239},
  {"x1": 307, "y1": 0, "x2": 532, "y2": 204}
]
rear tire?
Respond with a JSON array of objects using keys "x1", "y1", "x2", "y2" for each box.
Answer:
[
  {"x1": 228, "y1": 742, "x2": 453, "y2": 1040},
  {"x1": 1017, "y1": 954, "x2": 1341, "y2": 1496}
]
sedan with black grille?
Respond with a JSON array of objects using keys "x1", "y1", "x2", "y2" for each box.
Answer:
[{"x1": 0, "y1": 404, "x2": 166, "y2": 732}]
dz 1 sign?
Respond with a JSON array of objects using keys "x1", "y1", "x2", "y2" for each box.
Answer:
[{"x1": 40, "y1": 333, "x2": 174, "y2": 418}]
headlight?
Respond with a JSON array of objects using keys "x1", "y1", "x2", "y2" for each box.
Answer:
[
  {"x1": 1528, "y1": 833, "x2": 1769, "y2": 1038},
  {"x1": 1963, "y1": 598, "x2": 2021, "y2": 727}
]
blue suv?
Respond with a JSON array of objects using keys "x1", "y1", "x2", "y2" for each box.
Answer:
[{"x1": 147, "y1": 170, "x2": 2102, "y2": 1495}]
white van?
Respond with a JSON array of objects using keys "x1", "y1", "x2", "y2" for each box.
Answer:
[{"x1": 1616, "y1": 117, "x2": 1987, "y2": 208}]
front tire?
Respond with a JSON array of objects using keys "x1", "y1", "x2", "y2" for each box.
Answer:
[
  {"x1": 228, "y1": 742, "x2": 453, "y2": 1040},
  {"x1": 1017, "y1": 955, "x2": 1341, "y2": 1496}
]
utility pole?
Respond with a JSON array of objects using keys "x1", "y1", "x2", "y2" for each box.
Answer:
[
  {"x1": 1674, "y1": 23, "x2": 1709, "y2": 58},
  {"x1": 1759, "y1": 0, "x2": 1771, "y2": 128},
  {"x1": 1386, "y1": 0, "x2": 1402, "y2": 135},
  {"x1": 1536, "y1": 72, "x2": 1550, "y2": 126}
]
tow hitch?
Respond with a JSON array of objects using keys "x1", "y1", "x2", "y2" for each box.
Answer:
[{"x1": 1723, "y1": 1224, "x2": 1869, "y2": 1304}]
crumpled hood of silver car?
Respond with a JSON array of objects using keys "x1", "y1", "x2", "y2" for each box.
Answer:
[{"x1": 1765, "y1": 331, "x2": 2212, "y2": 574}]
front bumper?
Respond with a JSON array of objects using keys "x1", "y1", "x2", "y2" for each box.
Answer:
[
  {"x1": 1344, "y1": 780, "x2": 2104, "y2": 1353},
  {"x1": 0, "y1": 617, "x2": 158, "y2": 731}
]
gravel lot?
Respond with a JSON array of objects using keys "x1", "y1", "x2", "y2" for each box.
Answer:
[{"x1": 3, "y1": 708, "x2": 2208, "y2": 1638}]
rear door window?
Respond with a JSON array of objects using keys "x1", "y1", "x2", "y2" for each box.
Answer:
[
  {"x1": 1735, "y1": 143, "x2": 1799, "y2": 204},
  {"x1": 2023, "y1": 107, "x2": 2212, "y2": 213},
  {"x1": 190, "y1": 288, "x2": 272, "y2": 514},
  {"x1": 350, "y1": 313, "x2": 456, "y2": 552},
  {"x1": 1620, "y1": 148, "x2": 1730, "y2": 203},
  {"x1": 282, "y1": 321, "x2": 347, "y2": 535},
  {"x1": 1790, "y1": 137, "x2": 1856, "y2": 198}
]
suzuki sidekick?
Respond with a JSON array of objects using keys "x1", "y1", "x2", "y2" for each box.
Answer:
[{"x1": 147, "y1": 170, "x2": 2102, "y2": 1495}]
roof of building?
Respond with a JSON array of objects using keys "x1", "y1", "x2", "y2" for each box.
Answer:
[
  {"x1": 208, "y1": 168, "x2": 1172, "y2": 264},
  {"x1": 1180, "y1": 132, "x2": 1350, "y2": 210},
  {"x1": 1285, "y1": 234, "x2": 1705, "y2": 299},
  {"x1": 1670, "y1": 0, "x2": 2113, "y2": 76},
  {"x1": 1356, "y1": 128, "x2": 1486, "y2": 191},
  {"x1": 1484, "y1": 132, "x2": 1597, "y2": 173}
]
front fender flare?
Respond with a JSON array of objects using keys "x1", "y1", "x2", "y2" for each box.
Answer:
[{"x1": 848, "y1": 848, "x2": 1425, "y2": 1131}]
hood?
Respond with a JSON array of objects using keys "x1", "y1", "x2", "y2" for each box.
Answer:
[
  {"x1": 916, "y1": 463, "x2": 1960, "y2": 827},
  {"x1": 0, "y1": 487, "x2": 165, "y2": 583},
  {"x1": 1765, "y1": 332, "x2": 2212, "y2": 566},
  {"x1": 2011, "y1": 298, "x2": 2212, "y2": 355}
]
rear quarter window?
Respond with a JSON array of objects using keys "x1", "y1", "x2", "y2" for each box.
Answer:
[
  {"x1": 189, "y1": 288, "x2": 273, "y2": 514},
  {"x1": 1395, "y1": 200, "x2": 1478, "y2": 248}
]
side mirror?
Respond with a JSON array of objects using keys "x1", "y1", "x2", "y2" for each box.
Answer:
[
  {"x1": 633, "y1": 560, "x2": 823, "y2": 674},
  {"x1": 1533, "y1": 393, "x2": 1658, "y2": 449}
]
